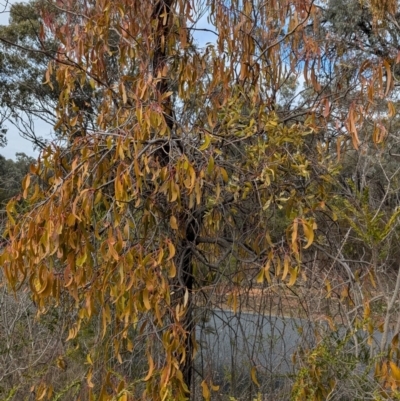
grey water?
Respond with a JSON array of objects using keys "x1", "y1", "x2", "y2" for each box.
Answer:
[
  {"x1": 194, "y1": 308, "x2": 383, "y2": 397},
  {"x1": 194, "y1": 309, "x2": 316, "y2": 395},
  {"x1": 196, "y1": 309, "x2": 315, "y2": 371}
]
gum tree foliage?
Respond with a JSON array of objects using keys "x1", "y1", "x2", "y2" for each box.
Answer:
[
  {"x1": 0, "y1": 0, "x2": 400, "y2": 400},
  {"x1": 0, "y1": 1, "x2": 57, "y2": 148},
  {"x1": 0, "y1": 153, "x2": 35, "y2": 204}
]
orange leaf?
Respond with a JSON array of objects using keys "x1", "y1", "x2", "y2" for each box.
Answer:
[
  {"x1": 291, "y1": 218, "x2": 298, "y2": 253},
  {"x1": 322, "y1": 97, "x2": 330, "y2": 118},
  {"x1": 170, "y1": 215, "x2": 178, "y2": 230},
  {"x1": 390, "y1": 361, "x2": 400, "y2": 381},
  {"x1": 287, "y1": 267, "x2": 298, "y2": 287},
  {"x1": 251, "y1": 366, "x2": 260, "y2": 387},
  {"x1": 201, "y1": 381, "x2": 210, "y2": 400},
  {"x1": 22, "y1": 174, "x2": 31, "y2": 199},
  {"x1": 302, "y1": 219, "x2": 315, "y2": 249},
  {"x1": 348, "y1": 107, "x2": 360, "y2": 149},
  {"x1": 282, "y1": 254, "x2": 290, "y2": 281},
  {"x1": 388, "y1": 101, "x2": 396, "y2": 117},
  {"x1": 144, "y1": 354, "x2": 155, "y2": 381},
  {"x1": 384, "y1": 59, "x2": 392, "y2": 97},
  {"x1": 166, "y1": 241, "x2": 175, "y2": 261},
  {"x1": 143, "y1": 289, "x2": 151, "y2": 310}
]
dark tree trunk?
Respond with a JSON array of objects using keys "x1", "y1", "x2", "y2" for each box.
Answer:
[
  {"x1": 180, "y1": 216, "x2": 198, "y2": 393},
  {"x1": 152, "y1": 2, "x2": 198, "y2": 396}
]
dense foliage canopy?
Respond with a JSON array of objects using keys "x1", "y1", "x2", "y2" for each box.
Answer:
[{"x1": 1, "y1": 0, "x2": 400, "y2": 400}]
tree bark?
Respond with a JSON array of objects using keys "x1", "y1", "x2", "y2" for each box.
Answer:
[{"x1": 152, "y1": 1, "x2": 196, "y2": 396}]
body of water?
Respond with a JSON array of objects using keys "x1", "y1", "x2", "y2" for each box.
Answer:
[{"x1": 194, "y1": 308, "x2": 382, "y2": 398}]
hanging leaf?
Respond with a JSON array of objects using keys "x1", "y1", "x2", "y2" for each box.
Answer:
[
  {"x1": 390, "y1": 361, "x2": 400, "y2": 382},
  {"x1": 201, "y1": 380, "x2": 210, "y2": 401},
  {"x1": 166, "y1": 241, "x2": 175, "y2": 261},
  {"x1": 302, "y1": 218, "x2": 315, "y2": 249},
  {"x1": 291, "y1": 218, "x2": 299, "y2": 254},
  {"x1": 287, "y1": 267, "x2": 298, "y2": 287},
  {"x1": 282, "y1": 255, "x2": 290, "y2": 281},
  {"x1": 170, "y1": 215, "x2": 178, "y2": 230},
  {"x1": 251, "y1": 366, "x2": 260, "y2": 387},
  {"x1": 144, "y1": 354, "x2": 155, "y2": 381},
  {"x1": 199, "y1": 134, "x2": 211, "y2": 151},
  {"x1": 384, "y1": 59, "x2": 392, "y2": 97}
]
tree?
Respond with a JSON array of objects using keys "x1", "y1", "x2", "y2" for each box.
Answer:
[
  {"x1": 0, "y1": 153, "x2": 34, "y2": 204},
  {"x1": 0, "y1": 1, "x2": 57, "y2": 148},
  {"x1": 1, "y1": 0, "x2": 400, "y2": 400}
]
